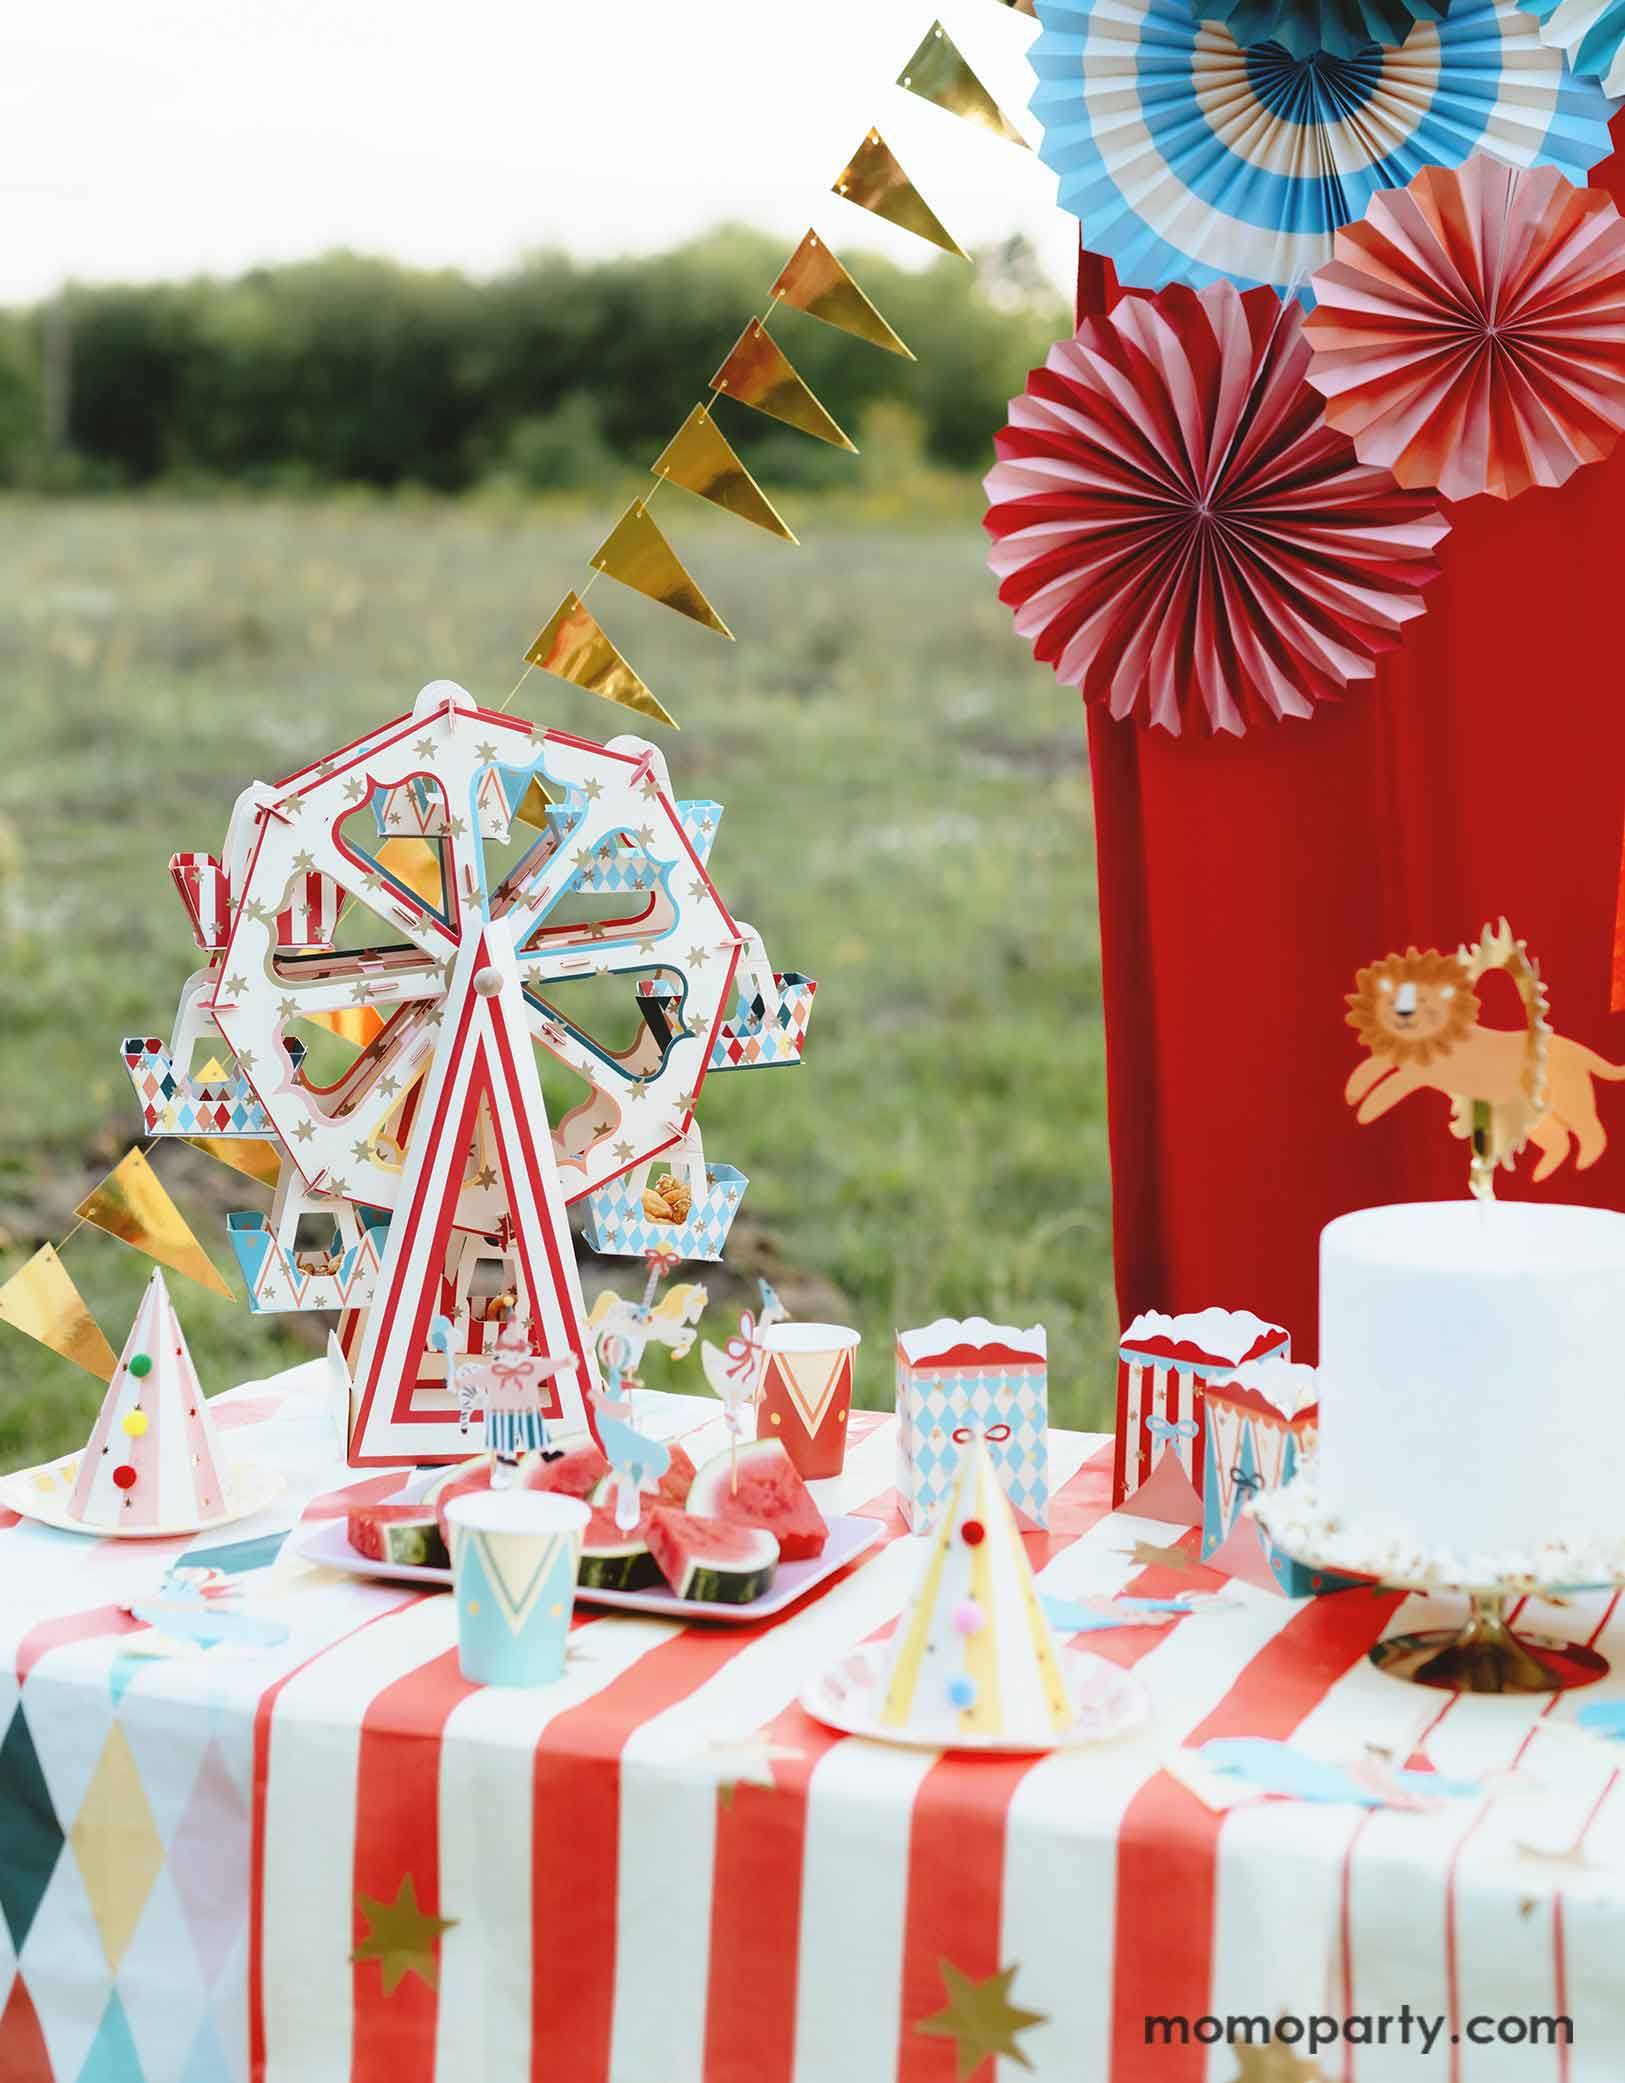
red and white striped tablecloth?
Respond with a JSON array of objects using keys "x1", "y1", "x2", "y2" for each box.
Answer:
[{"x1": 2, "y1": 1367, "x2": 1624, "y2": 2083}]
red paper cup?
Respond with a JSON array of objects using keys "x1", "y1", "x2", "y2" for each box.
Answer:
[{"x1": 755, "y1": 1324, "x2": 860, "y2": 1478}]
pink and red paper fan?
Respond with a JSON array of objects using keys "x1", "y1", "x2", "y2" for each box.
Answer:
[
  {"x1": 984, "y1": 282, "x2": 1449, "y2": 737},
  {"x1": 1305, "y1": 155, "x2": 1625, "y2": 503}
]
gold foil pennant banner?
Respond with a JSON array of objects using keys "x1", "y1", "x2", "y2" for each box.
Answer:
[
  {"x1": 994, "y1": 0, "x2": 1038, "y2": 17},
  {"x1": 898, "y1": 22, "x2": 1029, "y2": 146},
  {"x1": 590, "y1": 500, "x2": 733, "y2": 638},
  {"x1": 0, "y1": 1243, "x2": 118, "y2": 1382},
  {"x1": 831, "y1": 130, "x2": 970, "y2": 260},
  {"x1": 180, "y1": 1136, "x2": 284, "y2": 1189},
  {"x1": 711, "y1": 322, "x2": 857, "y2": 452},
  {"x1": 651, "y1": 406, "x2": 797, "y2": 543},
  {"x1": 526, "y1": 593, "x2": 678, "y2": 731},
  {"x1": 305, "y1": 1005, "x2": 388, "y2": 1049},
  {"x1": 513, "y1": 774, "x2": 556, "y2": 831},
  {"x1": 770, "y1": 232, "x2": 914, "y2": 359},
  {"x1": 372, "y1": 838, "x2": 445, "y2": 914},
  {"x1": 74, "y1": 1147, "x2": 234, "y2": 1299}
]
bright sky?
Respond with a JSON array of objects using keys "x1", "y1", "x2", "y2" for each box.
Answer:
[{"x1": 2, "y1": 0, "x2": 1077, "y2": 305}]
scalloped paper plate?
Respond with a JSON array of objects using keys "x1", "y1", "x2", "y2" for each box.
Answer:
[
  {"x1": 0, "y1": 1454, "x2": 285, "y2": 1539},
  {"x1": 800, "y1": 1640, "x2": 1152, "y2": 1754}
]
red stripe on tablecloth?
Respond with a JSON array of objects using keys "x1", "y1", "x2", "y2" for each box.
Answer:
[
  {"x1": 1338, "y1": 1691, "x2": 1460, "y2": 2083},
  {"x1": 531, "y1": 1626, "x2": 778, "y2": 2083},
  {"x1": 701, "y1": 1708, "x2": 850, "y2": 2083},
  {"x1": 248, "y1": 1595, "x2": 427, "y2": 2083},
  {"x1": 350, "y1": 1648, "x2": 481, "y2": 2083},
  {"x1": 302, "y1": 1471, "x2": 413, "y2": 1522},
  {"x1": 1110, "y1": 1586, "x2": 1406, "y2": 2083},
  {"x1": 14, "y1": 1602, "x2": 143, "y2": 1683}
]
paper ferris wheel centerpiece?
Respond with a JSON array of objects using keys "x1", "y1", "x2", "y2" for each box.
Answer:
[{"x1": 124, "y1": 680, "x2": 817, "y2": 1466}]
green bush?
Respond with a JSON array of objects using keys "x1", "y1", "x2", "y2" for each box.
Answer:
[{"x1": 4, "y1": 229, "x2": 1066, "y2": 495}]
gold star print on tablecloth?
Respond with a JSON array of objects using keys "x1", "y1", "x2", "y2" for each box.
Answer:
[
  {"x1": 915, "y1": 1961, "x2": 1047, "y2": 2078},
  {"x1": 351, "y1": 1874, "x2": 456, "y2": 1995},
  {"x1": 1230, "y1": 2040, "x2": 1327, "y2": 2081},
  {"x1": 1118, "y1": 1538, "x2": 1195, "y2": 1571}
]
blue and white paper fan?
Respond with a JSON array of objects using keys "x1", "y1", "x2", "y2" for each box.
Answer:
[
  {"x1": 1209, "y1": 0, "x2": 1448, "y2": 60},
  {"x1": 1030, "y1": 0, "x2": 1621, "y2": 295},
  {"x1": 1521, "y1": 0, "x2": 1625, "y2": 96}
]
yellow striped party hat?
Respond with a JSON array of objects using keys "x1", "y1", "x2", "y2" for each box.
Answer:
[{"x1": 875, "y1": 1430, "x2": 1070, "y2": 1743}]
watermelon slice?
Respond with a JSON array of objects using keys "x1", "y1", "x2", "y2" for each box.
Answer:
[
  {"x1": 577, "y1": 1506, "x2": 663, "y2": 1593},
  {"x1": 686, "y1": 1439, "x2": 829, "y2": 1560},
  {"x1": 646, "y1": 1508, "x2": 779, "y2": 1604},
  {"x1": 529, "y1": 1436, "x2": 610, "y2": 1499},
  {"x1": 347, "y1": 1501, "x2": 449, "y2": 1569},
  {"x1": 587, "y1": 1436, "x2": 697, "y2": 1518}
]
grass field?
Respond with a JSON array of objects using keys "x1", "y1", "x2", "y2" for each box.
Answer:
[{"x1": 0, "y1": 492, "x2": 1113, "y2": 1472}]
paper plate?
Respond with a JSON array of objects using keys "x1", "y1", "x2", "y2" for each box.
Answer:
[
  {"x1": 293, "y1": 1510, "x2": 886, "y2": 1624},
  {"x1": 0, "y1": 1454, "x2": 285, "y2": 1539},
  {"x1": 800, "y1": 1640, "x2": 1151, "y2": 1754}
]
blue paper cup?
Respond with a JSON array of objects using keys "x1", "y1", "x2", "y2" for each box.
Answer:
[{"x1": 445, "y1": 1489, "x2": 590, "y2": 1687}]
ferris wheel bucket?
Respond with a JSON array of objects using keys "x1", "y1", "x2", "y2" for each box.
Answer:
[
  {"x1": 705, "y1": 970, "x2": 818, "y2": 1072},
  {"x1": 227, "y1": 1200, "x2": 391, "y2": 1314},
  {"x1": 582, "y1": 1161, "x2": 748, "y2": 1263}
]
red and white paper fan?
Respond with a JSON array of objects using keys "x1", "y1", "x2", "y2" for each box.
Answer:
[
  {"x1": 1305, "y1": 154, "x2": 1625, "y2": 502},
  {"x1": 984, "y1": 282, "x2": 1449, "y2": 736}
]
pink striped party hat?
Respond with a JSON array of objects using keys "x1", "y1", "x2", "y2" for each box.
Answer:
[{"x1": 68, "y1": 1269, "x2": 231, "y2": 1529}]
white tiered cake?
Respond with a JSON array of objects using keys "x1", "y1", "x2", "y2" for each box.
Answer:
[{"x1": 1317, "y1": 1201, "x2": 1625, "y2": 1568}]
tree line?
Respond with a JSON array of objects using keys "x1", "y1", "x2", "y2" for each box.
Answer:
[{"x1": 0, "y1": 228, "x2": 1068, "y2": 494}]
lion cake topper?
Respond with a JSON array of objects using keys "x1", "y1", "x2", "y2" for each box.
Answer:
[{"x1": 1343, "y1": 919, "x2": 1625, "y2": 1199}]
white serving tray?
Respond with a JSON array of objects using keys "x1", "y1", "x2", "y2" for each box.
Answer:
[{"x1": 294, "y1": 1510, "x2": 885, "y2": 1624}]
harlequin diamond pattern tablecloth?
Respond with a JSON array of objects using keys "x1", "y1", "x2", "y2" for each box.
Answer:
[{"x1": 5, "y1": 1371, "x2": 1625, "y2": 2083}]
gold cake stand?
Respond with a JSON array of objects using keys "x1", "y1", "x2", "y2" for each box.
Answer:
[{"x1": 1251, "y1": 1480, "x2": 1613, "y2": 1696}]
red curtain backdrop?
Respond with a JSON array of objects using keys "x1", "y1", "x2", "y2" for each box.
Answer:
[{"x1": 1078, "y1": 128, "x2": 1625, "y2": 1361}]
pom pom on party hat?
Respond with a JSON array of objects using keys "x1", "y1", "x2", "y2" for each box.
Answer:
[
  {"x1": 874, "y1": 1430, "x2": 1070, "y2": 1744},
  {"x1": 67, "y1": 1269, "x2": 232, "y2": 1529}
]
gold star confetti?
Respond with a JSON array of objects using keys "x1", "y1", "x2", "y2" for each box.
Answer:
[
  {"x1": 1118, "y1": 1539, "x2": 1195, "y2": 1570},
  {"x1": 1230, "y1": 2040, "x2": 1327, "y2": 2082},
  {"x1": 223, "y1": 975, "x2": 247, "y2": 999},
  {"x1": 472, "y1": 1166, "x2": 497, "y2": 1190},
  {"x1": 687, "y1": 946, "x2": 709, "y2": 968},
  {"x1": 475, "y1": 741, "x2": 499, "y2": 762},
  {"x1": 292, "y1": 849, "x2": 316, "y2": 872},
  {"x1": 414, "y1": 737, "x2": 435, "y2": 759},
  {"x1": 915, "y1": 1961, "x2": 1046, "y2": 2079},
  {"x1": 640, "y1": 775, "x2": 661, "y2": 801},
  {"x1": 706, "y1": 1734, "x2": 805, "y2": 1807},
  {"x1": 352, "y1": 1874, "x2": 455, "y2": 1996},
  {"x1": 293, "y1": 1121, "x2": 316, "y2": 1143},
  {"x1": 344, "y1": 778, "x2": 368, "y2": 802},
  {"x1": 583, "y1": 778, "x2": 603, "y2": 800}
]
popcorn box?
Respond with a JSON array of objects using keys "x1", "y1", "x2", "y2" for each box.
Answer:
[
  {"x1": 1115, "y1": 1309, "x2": 1289, "y2": 1518},
  {"x1": 895, "y1": 1318, "x2": 1048, "y2": 1532},
  {"x1": 1202, "y1": 1361, "x2": 1354, "y2": 1599}
]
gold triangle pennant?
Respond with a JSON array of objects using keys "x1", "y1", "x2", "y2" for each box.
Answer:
[
  {"x1": 770, "y1": 232, "x2": 915, "y2": 360},
  {"x1": 995, "y1": 0, "x2": 1037, "y2": 14},
  {"x1": 590, "y1": 500, "x2": 733, "y2": 638},
  {"x1": 305, "y1": 1005, "x2": 389, "y2": 1048},
  {"x1": 513, "y1": 774, "x2": 556, "y2": 831},
  {"x1": 0, "y1": 1243, "x2": 118, "y2": 1382},
  {"x1": 898, "y1": 22, "x2": 1029, "y2": 146},
  {"x1": 525, "y1": 593, "x2": 679, "y2": 731},
  {"x1": 651, "y1": 406, "x2": 797, "y2": 543},
  {"x1": 831, "y1": 130, "x2": 970, "y2": 261},
  {"x1": 372, "y1": 837, "x2": 445, "y2": 913},
  {"x1": 180, "y1": 1136, "x2": 285, "y2": 1189},
  {"x1": 711, "y1": 323, "x2": 857, "y2": 453},
  {"x1": 74, "y1": 1147, "x2": 234, "y2": 1299}
]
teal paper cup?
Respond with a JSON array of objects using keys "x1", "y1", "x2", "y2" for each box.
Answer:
[{"x1": 446, "y1": 1489, "x2": 590, "y2": 1687}]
